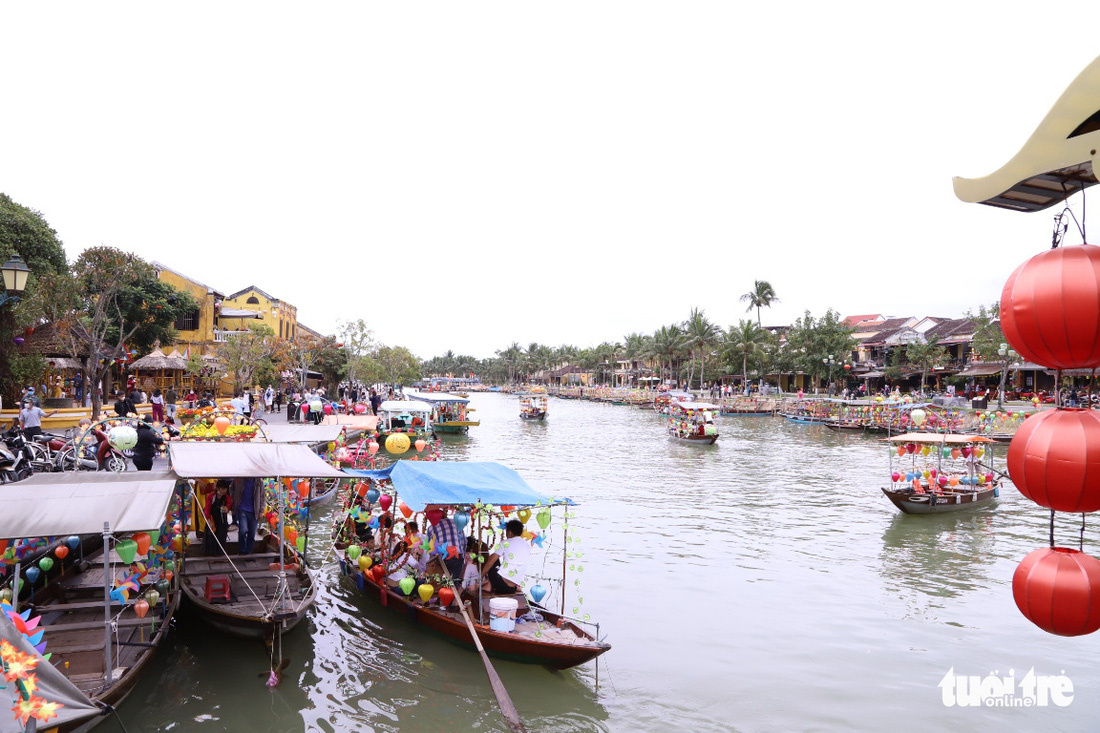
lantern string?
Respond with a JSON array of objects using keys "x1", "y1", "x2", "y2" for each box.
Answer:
[
  {"x1": 1051, "y1": 200, "x2": 1086, "y2": 249},
  {"x1": 1050, "y1": 510, "x2": 1055, "y2": 548}
]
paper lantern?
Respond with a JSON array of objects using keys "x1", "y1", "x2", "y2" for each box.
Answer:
[
  {"x1": 310, "y1": 400, "x2": 323, "y2": 412},
  {"x1": 453, "y1": 511, "x2": 469, "y2": 532},
  {"x1": 379, "y1": 494, "x2": 392, "y2": 512},
  {"x1": 132, "y1": 532, "x2": 152, "y2": 556},
  {"x1": 368, "y1": 441, "x2": 379, "y2": 455},
  {"x1": 116, "y1": 539, "x2": 138, "y2": 564},
  {"x1": 371, "y1": 565, "x2": 385, "y2": 582},
  {"x1": 25, "y1": 567, "x2": 40, "y2": 584},
  {"x1": 323, "y1": 404, "x2": 334, "y2": 415},
  {"x1": 366, "y1": 487, "x2": 380, "y2": 504},
  {"x1": 896, "y1": 446, "x2": 906, "y2": 457},
  {"x1": 214, "y1": 416, "x2": 231, "y2": 435},
  {"x1": 108, "y1": 425, "x2": 138, "y2": 451},
  {"x1": 426, "y1": 508, "x2": 443, "y2": 526},
  {"x1": 54, "y1": 545, "x2": 69, "y2": 560},
  {"x1": 910, "y1": 409, "x2": 927, "y2": 427},
  {"x1": 347, "y1": 544, "x2": 362, "y2": 560},
  {"x1": 537, "y1": 509, "x2": 552, "y2": 529},
  {"x1": 385, "y1": 433, "x2": 410, "y2": 454},
  {"x1": 145, "y1": 589, "x2": 161, "y2": 607},
  {"x1": 517, "y1": 508, "x2": 531, "y2": 524},
  {"x1": 354, "y1": 404, "x2": 367, "y2": 414},
  {"x1": 399, "y1": 577, "x2": 415, "y2": 596},
  {"x1": 417, "y1": 583, "x2": 434, "y2": 603},
  {"x1": 529, "y1": 583, "x2": 548, "y2": 604},
  {"x1": 358, "y1": 555, "x2": 372, "y2": 571},
  {"x1": 66, "y1": 535, "x2": 80, "y2": 550},
  {"x1": 297, "y1": 480, "x2": 310, "y2": 499},
  {"x1": 1001, "y1": 244, "x2": 1100, "y2": 369},
  {"x1": 438, "y1": 587, "x2": 455, "y2": 607},
  {"x1": 398, "y1": 501, "x2": 413, "y2": 519},
  {"x1": 300, "y1": 403, "x2": 309, "y2": 412},
  {"x1": 1008, "y1": 409, "x2": 1100, "y2": 512},
  {"x1": 1013, "y1": 547, "x2": 1100, "y2": 636},
  {"x1": 133, "y1": 599, "x2": 150, "y2": 619},
  {"x1": 38, "y1": 557, "x2": 54, "y2": 572},
  {"x1": 414, "y1": 439, "x2": 426, "y2": 453}
]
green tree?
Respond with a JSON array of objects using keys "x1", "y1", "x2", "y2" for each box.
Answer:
[
  {"x1": 722, "y1": 320, "x2": 769, "y2": 386},
  {"x1": 0, "y1": 194, "x2": 69, "y2": 404},
  {"x1": 904, "y1": 334, "x2": 948, "y2": 394},
  {"x1": 740, "y1": 280, "x2": 779, "y2": 326},
  {"x1": 371, "y1": 346, "x2": 421, "y2": 386},
  {"x1": 966, "y1": 303, "x2": 1002, "y2": 362},
  {"x1": 337, "y1": 318, "x2": 376, "y2": 385},
  {"x1": 784, "y1": 309, "x2": 856, "y2": 389},
  {"x1": 218, "y1": 324, "x2": 277, "y2": 392},
  {"x1": 682, "y1": 308, "x2": 722, "y2": 390}
]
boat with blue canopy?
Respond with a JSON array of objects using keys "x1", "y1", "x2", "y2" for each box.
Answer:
[
  {"x1": 334, "y1": 461, "x2": 609, "y2": 669},
  {"x1": 405, "y1": 390, "x2": 480, "y2": 435}
]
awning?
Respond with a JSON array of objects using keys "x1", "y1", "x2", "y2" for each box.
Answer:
[
  {"x1": 884, "y1": 432, "x2": 995, "y2": 444},
  {"x1": 262, "y1": 425, "x2": 346, "y2": 444},
  {"x1": 0, "y1": 471, "x2": 180, "y2": 539},
  {"x1": 346, "y1": 461, "x2": 570, "y2": 511},
  {"x1": 861, "y1": 371, "x2": 886, "y2": 378},
  {"x1": 673, "y1": 401, "x2": 721, "y2": 410},
  {"x1": 321, "y1": 414, "x2": 380, "y2": 429},
  {"x1": 0, "y1": 612, "x2": 102, "y2": 732},
  {"x1": 218, "y1": 308, "x2": 261, "y2": 319},
  {"x1": 169, "y1": 442, "x2": 346, "y2": 478},
  {"x1": 405, "y1": 390, "x2": 470, "y2": 404},
  {"x1": 955, "y1": 364, "x2": 1005, "y2": 377},
  {"x1": 379, "y1": 400, "x2": 432, "y2": 412}
]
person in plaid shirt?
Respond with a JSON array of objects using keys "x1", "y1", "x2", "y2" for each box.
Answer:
[{"x1": 427, "y1": 508, "x2": 467, "y2": 581}]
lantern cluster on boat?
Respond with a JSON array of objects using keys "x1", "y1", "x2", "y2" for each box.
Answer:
[{"x1": 1002, "y1": 244, "x2": 1100, "y2": 636}]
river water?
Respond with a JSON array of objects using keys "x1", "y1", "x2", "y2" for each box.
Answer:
[{"x1": 111, "y1": 393, "x2": 1099, "y2": 732}]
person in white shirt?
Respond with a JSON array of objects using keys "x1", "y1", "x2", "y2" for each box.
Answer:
[
  {"x1": 229, "y1": 393, "x2": 245, "y2": 415},
  {"x1": 481, "y1": 520, "x2": 530, "y2": 594}
]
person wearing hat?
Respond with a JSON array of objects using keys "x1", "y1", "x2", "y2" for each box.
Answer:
[{"x1": 131, "y1": 416, "x2": 165, "y2": 471}]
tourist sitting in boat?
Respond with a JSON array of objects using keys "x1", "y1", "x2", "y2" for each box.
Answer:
[
  {"x1": 384, "y1": 539, "x2": 423, "y2": 586},
  {"x1": 426, "y1": 507, "x2": 467, "y2": 582},
  {"x1": 462, "y1": 537, "x2": 489, "y2": 591},
  {"x1": 480, "y1": 520, "x2": 530, "y2": 595}
]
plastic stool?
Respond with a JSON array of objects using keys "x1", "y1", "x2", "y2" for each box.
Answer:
[{"x1": 205, "y1": 574, "x2": 232, "y2": 603}]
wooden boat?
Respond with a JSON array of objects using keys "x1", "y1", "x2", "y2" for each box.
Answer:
[
  {"x1": 519, "y1": 395, "x2": 548, "y2": 421},
  {"x1": 168, "y1": 441, "x2": 345, "y2": 639},
  {"x1": 667, "y1": 401, "x2": 720, "y2": 445},
  {"x1": 0, "y1": 471, "x2": 183, "y2": 732},
  {"x1": 406, "y1": 390, "x2": 480, "y2": 435},
  {"x1": 340, "y1": 461, "x2": 610, "y2": 669},
  {"x1": 880, "y1": 433, "x2": 1001, "y2": 514},
  {"x1": 259, "y1": 423, "x2": 351, "y2": 508}
]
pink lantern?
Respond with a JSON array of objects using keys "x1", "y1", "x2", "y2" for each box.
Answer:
[
  {"x1": 368, "y1": 441, "x2": 379, "y2": 456},
  {"x1": 300, "y1": 403, "x2": 309, "y2": 412},
  {"x1": 414, "y1": 439, "x2": 426, "y2": 453},
  {"x1": 379, "y1": 494, "x2": 392, "y2": 512},
  {"x1": 890, "y1": 472, "x2": 900, "y2": 482},
  {"x1": 354, "y1": 404, "x2": 366, "y2": 415}
]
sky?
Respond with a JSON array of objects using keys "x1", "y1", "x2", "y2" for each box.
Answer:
[{"x1": 2, "y1": 3, "x2": 1099, "y2": 360}]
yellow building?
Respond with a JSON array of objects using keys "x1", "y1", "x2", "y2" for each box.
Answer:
[
  {"x1": 153, "y1": 261, "x2": 223, "y2": 351},
  {"x1": 223, "y1": 286, "x2": 299, "y2": 340}
]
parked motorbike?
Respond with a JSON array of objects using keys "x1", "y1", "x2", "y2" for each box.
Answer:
[{"x1": 0, "y1": 428, "x2": 34, "y2": 482}]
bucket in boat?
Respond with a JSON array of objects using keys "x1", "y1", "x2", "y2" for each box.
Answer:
[{"x1": 488, "y1": 597, "x2": 518, "y2": 632}]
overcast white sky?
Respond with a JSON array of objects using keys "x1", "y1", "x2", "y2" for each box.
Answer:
[{"x1": 2, "y1": 3, "x2": 1098, "y2": 359}]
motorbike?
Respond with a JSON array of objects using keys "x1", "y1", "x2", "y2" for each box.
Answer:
[{"x1": 0, "y1": 428, "x2": 34, "y2": 482}]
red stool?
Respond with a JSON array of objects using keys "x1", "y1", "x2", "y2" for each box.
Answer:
[{"x1": 205, "y1": 574, "x2": 232, "y2": 603}]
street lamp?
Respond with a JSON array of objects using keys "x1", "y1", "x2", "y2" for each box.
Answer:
[
  {"x1": 0, "y1": 255, "x2": 30, "y2": 307},
  {"x1": 823, "y1": 354, "x2": 836, "y2": 395},
  {"x1": 997, "y1": 342, "x2": 1016, "y2": 410}
]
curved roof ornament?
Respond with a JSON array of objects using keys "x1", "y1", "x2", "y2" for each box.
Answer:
[{"x1": 954, "y1": 56, "x2": 1100, "y2": 212}]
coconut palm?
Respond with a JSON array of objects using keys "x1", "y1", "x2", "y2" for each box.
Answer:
[
  {"x1": 722, "y1": 320, "x2": 769, "y2": 387},
  {"x1": 648, "y1": 325, "x2": 682, "y2": 386},
  {"x1": 682, "y1": 308, "x2": 722, "y2": 390},
  {"x1": 740, "y1": 280, "x2": 779, "y2": 326}
]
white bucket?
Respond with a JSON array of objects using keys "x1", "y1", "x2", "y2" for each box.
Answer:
[{"x1": 488, "y1": 597, "x2": 518, "y2": 632}]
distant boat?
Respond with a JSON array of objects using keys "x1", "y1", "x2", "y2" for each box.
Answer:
[{"x1": 667, "y1": 401, "x2": 720, "y2": 445}]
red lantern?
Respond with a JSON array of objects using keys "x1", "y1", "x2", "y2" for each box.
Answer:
[
  {"x1": 371, "y1": 565, "x2": 385, "y2": 582},
  {"x1": 379, "y1": 494, "x2": 392, "y2": 512},
  {"x1": 1001, "y1": 244, "x2": 1100, "y2": 369},
  {"x1": 1008, "y1": 409, "x2": 1100, "y2": 512},
  {"x1": 1013, "y1": 547, "x2": 1100, "y2": 636},
  {"x1": 438, "y1": 587, "x2": 455, "y2": 607}
]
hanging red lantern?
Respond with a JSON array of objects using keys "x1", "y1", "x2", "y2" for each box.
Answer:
[
  {"x1": 1013, "y1": 547, "x2": 1100, "y2": 636},
  {"x1": 1000, "y1": 244, "x2": 1100, "y2": 369},
  {"x1": 1008, "y1": 408, "x2": 1100, "y2": 512}
]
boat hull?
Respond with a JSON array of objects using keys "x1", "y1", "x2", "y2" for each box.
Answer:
[
  {"x1": 519, "y1": 413, "x2": 547, "y2": 421},
  {"x1": 881, "y1": 486, "x2": 998, "y2": 514},
  {"x1": 433, "y1": 421, "x2": 479, "y2": 434},
  {"x1": 344, "y1": 566, "x2": 609, "y2": 669},
  {"x1": 668, "y1": 433, "x2": 718, "y2": 445}
]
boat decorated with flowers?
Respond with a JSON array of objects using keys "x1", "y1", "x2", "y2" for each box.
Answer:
[
  {"x1": 376, "y1": 400, "x2": 434, "y2": 453},
  {"x1": 334, "y1": 461, "x2": 610, "y2": 669},
  {"x1": 667, "y1": 401, "x2": 720, "y2": 445},
  {"x1": 0, "y1": 471, "x2": 184, "y2": 731},
  {"x1": 880, "y1": 433, "x2": 1001, "y2": 514}
]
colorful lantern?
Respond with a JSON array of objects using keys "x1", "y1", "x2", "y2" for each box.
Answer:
[
  {"x1": 347, "y1": 545, "x2": 362, "y2": 561},
  {"x1": 529, "y1": 583, "x2": 548, "y2": 604},
  {"x1": 55, "y1": 545, "x2": 69, "y2": 560},
  {"x1": 398, "y1": 501, "x2": 413, "y2": 519},
  {"x1": 426, "y1": 508, "x2": 443, "y2": 526},
  {"x1": 453, "y1": 511, "x2": 469, "y2": 532},
  {"x1": 213, "y1": 416, "x2": 231, "y2": 435},
  {"x1": 438, "y1": 587, "x2": 455, "y2": 607},
  {"x1": 385, "y1": 433, "x2": 411, "y2": 454},
  {"x1": 379, "y1": 494, "x2": 392, "y2": 512},
  {"x1": 1001, "y1": 244, "x2": 1100, "y2": 369},
  {"x1": 133, "y1": 599, "x2": 150, "y2": 619},
  {"x1": 1014, "y1": 547, "x2": 1100, "y2": 636},
  {"x1": 414, "y1": 439, "x2": 426, "y2": 453},
  {"x1": 399, "y1": 577, "x2": 415, "y2": 596},
  {"x1": 366, "y1": 487, "x2": 380, "y2": 504},
  {"x1": 116, "y1": 539, "x2": 138, "y2": 564},
  {"x1": 358, "y1": 555, "x2": 372, "y2": 571},
  {"x1": 38, "y1": 557, "x2": 53, "y2": 572},
  {"x1": 132, "y1": 532, "x2": 152, "y2": 556},
  {"x1": 108, "y1": 426, "x2": 138, "y2": 451},
  {"x1": 537, "y1": 509, "x2": 552, "y2": 529},
  {"x1": 1008, "y1": 409, "x2": 1100, "y2": 513},
  {"x1": 417, "y1": 583, "x2": 434, "y2": 603},
  {"x1": 368, "y1": 441, "x2": 379, "y2": 455}
]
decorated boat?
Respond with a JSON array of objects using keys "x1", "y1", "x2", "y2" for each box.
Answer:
[
  {"x1": 335, "y1": 461, "x2": 610, "y2": 669},
  {"x1": 406, "y1": 390, "x2": 480, "y2": 435},
  {"x1": 667, "y1": 401, "x2": 720, "y2": 445},
  {"x1": 0, "y1": 471, "x2": 183, "y2": 732},
  {"x1": 169, "y1": 442, "x2": 345, "y2": 639},
  {"x1": 519, "y1": 394, "x2": 549, "y2": 421},
  {"x1": 376, "y1": 400, "x2": 434, "y2": 453},
  {"x1": 719, "y1": 397, "x2": 777, "y2": 416},
  {"x1": 880, "y1": 433, "x2": 1001, "y2": 514}
]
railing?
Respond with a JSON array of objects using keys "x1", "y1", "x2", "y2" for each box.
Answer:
[{"x1": 213, "y1": 329, "x2": 249, "y2": 343}]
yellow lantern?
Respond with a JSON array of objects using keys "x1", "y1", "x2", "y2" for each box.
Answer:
[
  {"x1": 417, "y1": 583, "x2": 434, "y2": 603},
  {"x1": 385, "y1": 433, "x2": 411, "y2": 454}
]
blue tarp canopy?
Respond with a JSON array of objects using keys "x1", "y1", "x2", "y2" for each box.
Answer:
[{"x1": 345, "y1": 461, "x2": 571, "y2": 511}]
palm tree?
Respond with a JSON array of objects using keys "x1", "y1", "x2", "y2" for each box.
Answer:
[
  {"x1": 495, "y1": 342, "x2": 524, "y2": 385},
  {"x1": 682, "y1": 308, "x2": 722, "y2": 391},
  {"x1": 904, "y1": 335, "x2": 947, "y2": 395},
  {"x1": 648, "y1": 325, "x2": 682, "y2": 386},
  {"x1": 740, "y1": 280, "x2": 779, "y2": 326},
  {"x1": 722, "y1": 320, "x2": 769, "y2": 387}
]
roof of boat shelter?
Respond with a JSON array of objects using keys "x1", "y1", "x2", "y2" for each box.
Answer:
[
  {"x1": 884, "y1": 432, "x2": 995, "y2": 444},
  {"x1": 405, "y1": 390, "x2": 470, "y2": 404},
  {"x1": 379, "y1": 400, "x2": 433, "y2": 412},
  {"x1": 169, "y1": 442, "x2": 346, "y2": 478}
]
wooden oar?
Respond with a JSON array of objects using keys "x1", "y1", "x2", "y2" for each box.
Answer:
[{"x1": 440, "y1": 572, "x2": 527, "y2": 733}]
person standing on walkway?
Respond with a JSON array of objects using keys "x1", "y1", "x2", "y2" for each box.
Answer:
[
  {"x1": 150, "y1": 388, "x2": 165, "y2": 423},
  {"x1": 132, "y1": 417, "x2": 165, "y2": 471},
  {"x1": 165, "y1": 385, "x2": 178, "y2": 420}
]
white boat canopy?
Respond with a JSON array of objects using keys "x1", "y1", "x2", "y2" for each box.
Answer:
[
  {"x1": 405, "y1": 390, "x2": 470, "y2": 404},
  {"x1": 379, "y1": 400, "x2": 432, "y2": 413},
  {"x1": 169, "y1": 442, "x2": 347, "y2": 478},
  {"x1": 673, "y1": 401, "x2": 722, "y2": 411},
  {"x1": 261, "y1": 424, "x2": 346, "y2": 444},
  {"x1": 884, "y1": 432, "x2": 995, "y2": 444},
  {"x1": 0, "y1": 471, "x2": 181, "y2": 540}
]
